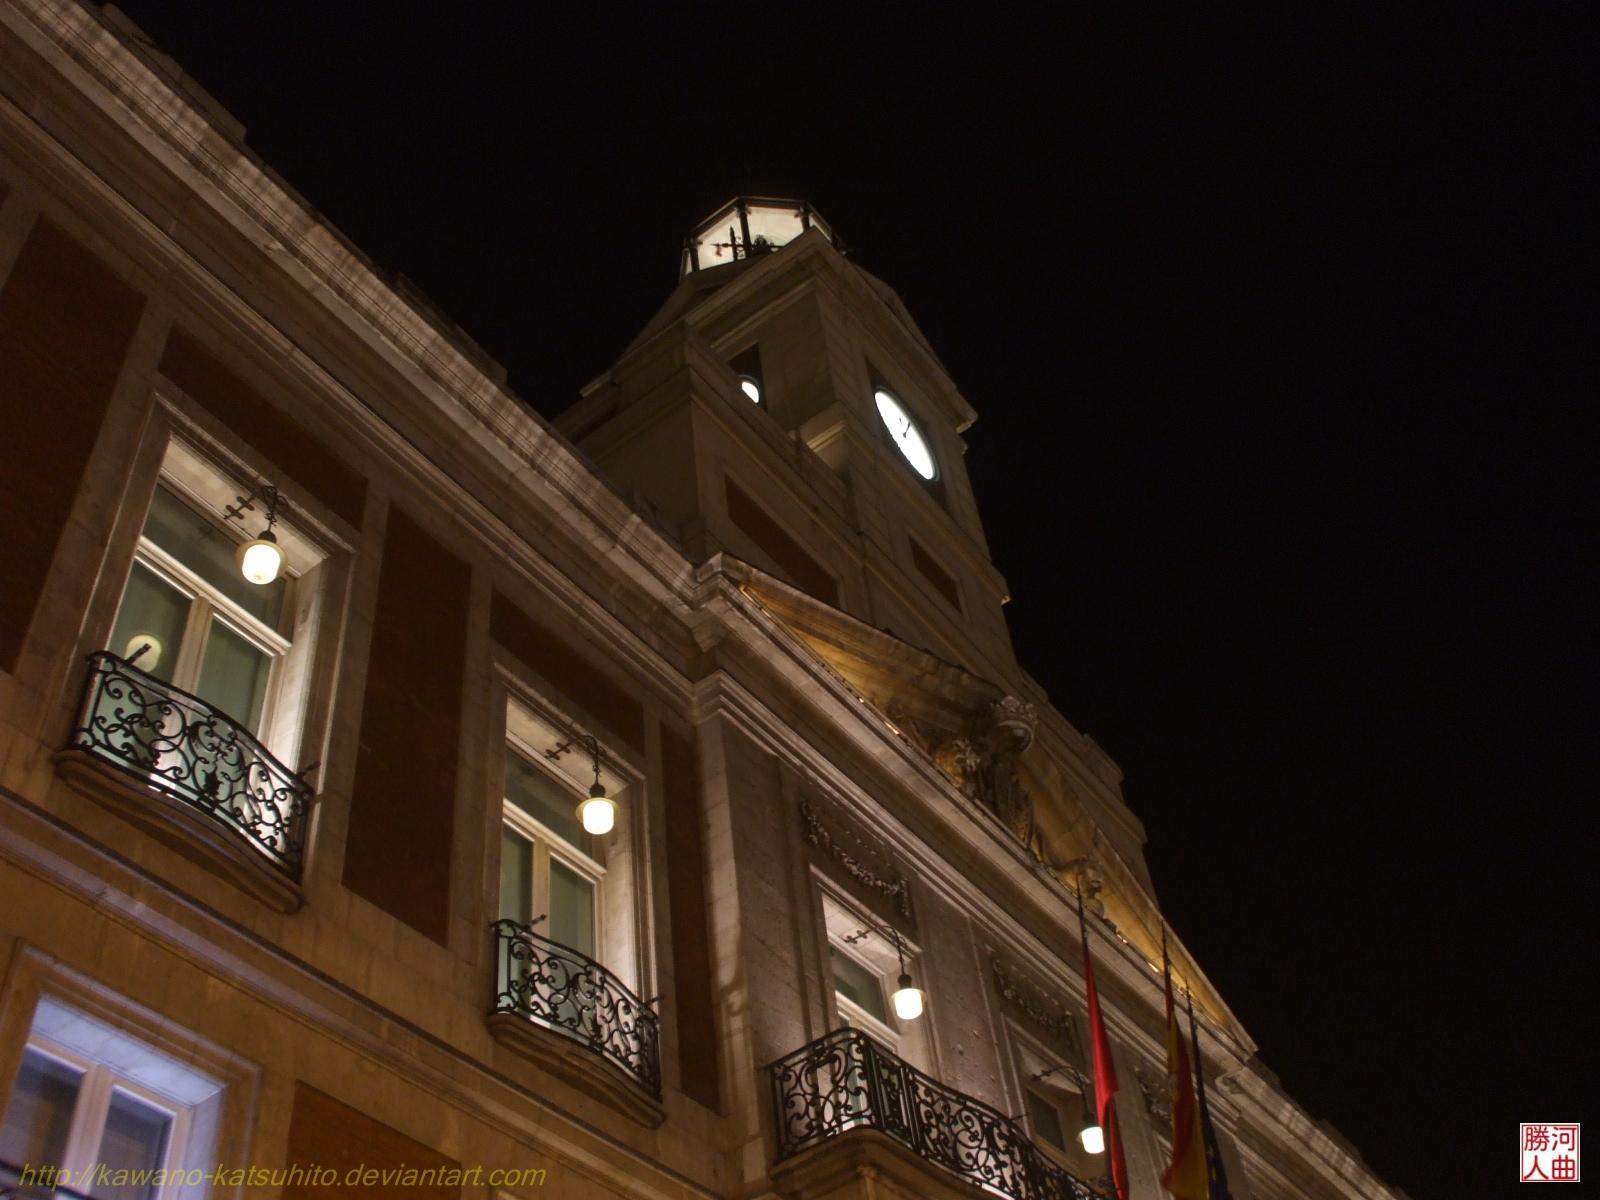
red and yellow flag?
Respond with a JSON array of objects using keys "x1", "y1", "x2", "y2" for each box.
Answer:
[{"x1": 1161, "y1": 953, "x2": 1209, "y2": 1200}]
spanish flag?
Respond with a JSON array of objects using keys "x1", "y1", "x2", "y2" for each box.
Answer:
[{"x1": 1161, "y1": 945, "x2": 1209, "y2": 1200}]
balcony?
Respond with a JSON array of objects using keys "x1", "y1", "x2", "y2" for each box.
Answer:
[
  {"x1": 768, "y1": 1029, "x2": 1108, "y2": 1200},
  {"x1": 54, "y1": 651, "x2": 311, "y2": 911},
  {"x1": 487, "y1": 919, "x2": 663, "y2": 1126}
]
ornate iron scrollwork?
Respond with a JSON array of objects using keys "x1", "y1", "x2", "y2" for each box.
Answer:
[
  {"x1": 65, "y1": 651, "x2": 311, "y2": 876},
  {"x1": 768, "y1": 1028, "x2": 1108, "y2": 1200},
  {"x1": 991, "y1": 956, "x2": 1081, "y2": 1051},
  {"x1": 491, "y1": 919, "x2": 661, "y2": 1098},
  {"x1": 799, "y1": 797, "x2": 913, "y2": 920}
]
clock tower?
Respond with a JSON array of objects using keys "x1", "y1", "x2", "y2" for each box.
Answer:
[{"x1": 556, "y1": 195, "x2": 1022, "y2": 690}]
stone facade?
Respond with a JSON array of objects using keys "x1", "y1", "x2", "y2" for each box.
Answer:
[{"x1": 0, "y1": 5, "x2": 1401, "y2": 1200}]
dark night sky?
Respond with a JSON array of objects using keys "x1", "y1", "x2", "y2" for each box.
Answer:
[{"x1": 107, "y1": 5, "x2": 1595, "y2": 1196}]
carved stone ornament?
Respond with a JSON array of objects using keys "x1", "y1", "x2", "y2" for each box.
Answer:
[
  {"x1": 987, "y1": 695, "x2": 1038, "y2": 753},
  {"x1": 799, "y1": 797, "x2": 913, "y2": 920},
  {"x1": 896, "y1": 696, "x2": 1039, "y2": 849},
  {"x1": 990, "y1": 956, "x2": 1079, "y2": 1052},
  {"x1": 1134, "y1": 1062, "x2": 1172, "y2": 1124}
]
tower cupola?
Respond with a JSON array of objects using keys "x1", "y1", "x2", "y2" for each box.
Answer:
[{"x1": 680, "y1": 196, "x2": 835, "y2": 277}]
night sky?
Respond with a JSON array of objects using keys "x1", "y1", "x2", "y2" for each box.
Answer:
[{"x1": 106, "y1": 5, "x2": 1594, "y2": 1196}]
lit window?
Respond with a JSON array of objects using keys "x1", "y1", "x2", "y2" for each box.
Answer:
[
  {"x1": 499, "y1": 748, "x2": 603, "y2": 958},
  {"x1": 108, "y1": 483, "x2": 292, "y2": 735},
  {"x1": 830, "y1": 944, "x2": 900, "y2": 1051},
  {"x1": 0, "y1": 998, "x2": 223, "y2": 1198},
  {"x1": 1025, "y1": 1077, "x2": 1102, "y2": 1176},
  {"x1": 1027, "y1": 1085, "x2": 1068, "y2": 1150}
]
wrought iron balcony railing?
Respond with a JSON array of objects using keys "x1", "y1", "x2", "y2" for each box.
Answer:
[
  {"x1": 65, "y1": 651, "x2": 311, "y2": 877},
  {"x1": 490, "y1": 919, "x2": 662, "y2": 1098},
  {"x1": 769, "y1": 1028, "x2": 1108, "y2": 1200}
]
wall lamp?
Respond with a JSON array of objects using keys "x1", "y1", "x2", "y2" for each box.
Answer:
[
  {"x1": 223, "y1": 484, "x2": 285, "y2": 586},
  {"x1": 1031, "y1": 1063, "x2": 1104, "y2": 1155},
  {"x1": 844, "y1": 919, "x2": 925, "y2": 1022}
]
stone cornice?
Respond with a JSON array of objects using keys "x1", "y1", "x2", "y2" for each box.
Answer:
[{"x1": 1, "y1": 0, "x2": 700, "y2": 644}]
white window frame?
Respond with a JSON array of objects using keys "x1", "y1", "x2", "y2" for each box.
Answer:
[
  {"x1": 1025, "y1": 1077, "x2": 1083, "y2": 1162},
  {"x1": 829, "y1": 938, "x2": 902, "y2": 1054},
  {"x1": 107, "y1": 435, "x2": 323, "y2": 751},
  {"x1": 8, "y1": 1036, "x2": 193, "y2": 1195},
  {"x1": 120, "y1": 528, "x2": 294, "y2": 729},
  {"x1": 501, "y1": 736, "x2": 607, "y2": 956}
]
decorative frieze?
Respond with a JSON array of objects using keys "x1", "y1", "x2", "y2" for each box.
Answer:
[
  {"x1": 990, "y1": 955, "x2": 1080, "y2": 1052},
  {"x1": 799, "y1": 797, "x2": 913, "y2": 920}
]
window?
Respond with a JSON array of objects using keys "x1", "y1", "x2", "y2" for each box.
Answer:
[
  {"x1": 1023, "y1": 1074, "x2": 1102, "y2": 1180},
  {"x1": 108, "y1": 482, "x2": 291, "y2": 736},
  {"x1": 59, "y1": 438, "x2": 335, "y2": 898},
  {"x1": 498, "y1": 747, "x2": 603, "y2": 958},
  {"x1": 830, "y1": 946, "x2": 894, "y2": 1036},
  {"x1": 730, "y1": 345, "x2": 764, "y2": 405},
  {"x1": 486, "y1": 695, "x2": 660, "y2": 1116},
  {"x1": 0, "y1": 997, "x2": 224, "y2": 1199}
]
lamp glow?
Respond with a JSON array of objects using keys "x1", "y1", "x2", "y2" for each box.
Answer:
[
  {"x1": 1078, "y1": 1121, "x2": 1105, "y2": 1155},
  {"x1": 577, "y1": 783, "x2": 616, "y2": 836},
  {"x1": 891, "y1": 973, "x2": 924, "y2": 1021},
  {"x1": 237, "y1": 531, "x2": 284, "y2": 585},
  {"x1": 123, "y1": 635, "x2": 163, "y2": 670},
  {"x1": 738, "y1": 375, "x2": 762, "y2": 403}
]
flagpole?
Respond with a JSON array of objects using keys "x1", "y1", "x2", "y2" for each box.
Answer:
[
  {"x1": 1185, "y1": 981, "x2": 1233, "y2": 1200},
  {"x1": 1161, "y1": 921, "x2": 1174, "y2": 1017},
  {"x1": 1184, "y1": 982, "x2": 1207, "y2": 1121},
  {"x1": 1072, "y1": 878, "x2": 1097, "y2": 1122},
  {"x1": 1074, "y1": 869, "x2": 1129, "y2": 1200}
]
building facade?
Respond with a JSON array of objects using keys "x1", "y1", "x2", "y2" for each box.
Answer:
[{"x1": 0, "y1": 4, "x2": 1400, "y2": 1199}]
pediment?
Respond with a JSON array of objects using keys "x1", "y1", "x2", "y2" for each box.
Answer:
[{"x1": 735, "y1": 563, "x2": 1251, "y2": 1045}]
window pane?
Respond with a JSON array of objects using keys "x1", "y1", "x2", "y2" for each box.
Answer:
[
  {"x1": 195, "y1": 617, "x2": 271, "y2": 731},
  {"x1": 547, "y1": 857, "x2": 595, "y2": 958},
  {"x1": 1027, "y1": 1088, "x2": 1066, "y2": 1150},
  {"x1": 505, "y1": 751, "x2": 586, "y2": 849},
  {"x1": 0, "y1": 1047, "x2": 82, "y2": 1169},
  {"x1": 91, "y1": 1089, "x2": 171, "y2": 1200},
  {"x1": 499, "y1": 825, "x2": 533, "y2": 924},
  {"x1": 830, "y1": 948, "x2": 889, "y2": 1024},
  {"x1": 143, "y1": 485, "x2": 285, "y2": 626},
  {"x1": 108, "y1": 561, "x2": 191, "y2": 681}
]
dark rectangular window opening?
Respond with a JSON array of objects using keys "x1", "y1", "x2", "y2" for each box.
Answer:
[
  {"x1": 724, "y1": 478, "x2": 839, "y2": 607},
  {"x1": 730, "y1": 344, "x2": 764, "y2": 405},
  {"x1": 910, "y1": 538, "x2": 962, "y2": 612}
]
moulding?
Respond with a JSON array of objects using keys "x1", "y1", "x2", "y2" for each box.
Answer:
[
  {"x1": 769, "y1": 1129, "x2": 992, "y2": 1200},
  {"x1": 53, "y1": 748, "x2": 303, "y2": 913},
  {"x1": 486, "y1": 1013, "x2": 664, "y2": 1130}
]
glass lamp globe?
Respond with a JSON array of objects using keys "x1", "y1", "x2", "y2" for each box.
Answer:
[
  {"x1": 577, "y1": 783, "x2": 616, "y2": 835},
  {"x1": 891, "y1": 973, "x2": 924, "y2": 1021},
  {"x1": 1079, "y1": 1120, "x2": 1105, "y2": 1155},
  {"x1": 123, "y1": 634, "x2": 163, "y2": 670},
  {"x1": 237, "y1": 531, "x2": 284, "y2": 585}
]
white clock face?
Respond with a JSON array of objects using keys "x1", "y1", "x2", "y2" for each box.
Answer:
[{"x1": 874, "y1": 388, "x2": 937, "y2": 481}]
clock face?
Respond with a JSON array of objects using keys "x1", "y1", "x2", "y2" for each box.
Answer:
[{"x1": 873, "y1": 388, "x2": 937, "y2": 481}]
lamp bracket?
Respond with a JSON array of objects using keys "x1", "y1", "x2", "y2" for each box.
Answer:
[{"x1": 222, "y1": 482, "x2": 282, "y2": 531}]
